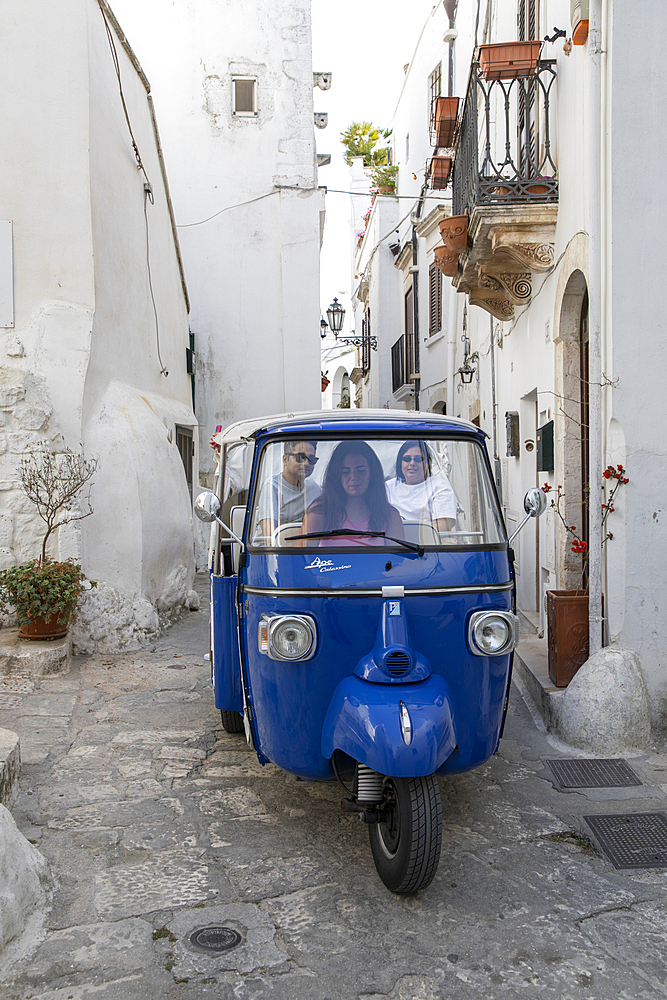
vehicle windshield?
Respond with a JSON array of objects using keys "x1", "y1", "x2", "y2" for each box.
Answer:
[{"x1": 248, "y1": 436, "x2": 505, "y2": 550}]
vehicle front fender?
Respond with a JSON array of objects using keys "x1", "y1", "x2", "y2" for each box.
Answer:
[{"x1": 321, "y1": 674, "x2": 456, "y2": 778}]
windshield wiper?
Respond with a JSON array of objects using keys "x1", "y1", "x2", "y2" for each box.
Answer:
[{"x1": 285, "y1": 528, "x2": 424, "y2": 557}]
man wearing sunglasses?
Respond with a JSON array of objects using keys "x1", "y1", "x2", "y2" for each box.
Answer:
[{"x1": 257, "y1": 440, "x2": 322, "y2": 539}]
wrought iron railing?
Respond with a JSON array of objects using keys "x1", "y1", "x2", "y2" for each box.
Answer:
[{"x1": 453, "y1": 60, "x2": 558, "y2": 216}]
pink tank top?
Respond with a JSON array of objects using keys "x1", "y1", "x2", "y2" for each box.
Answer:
[{"x1": 320, "y1": 516, "x2": 379, "y2": 547}]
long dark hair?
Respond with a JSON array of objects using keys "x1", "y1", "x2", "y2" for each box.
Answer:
[
  {"x1": 395, "y1": 440, "x2": 432, "y2": 482},
  {"x1": 310, "y1": 440, "x2": 394, "y2": 532}
]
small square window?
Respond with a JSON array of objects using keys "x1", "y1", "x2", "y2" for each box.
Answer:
[{"x1": 232, "y1": 77, "x2": 257, "y2": 116}]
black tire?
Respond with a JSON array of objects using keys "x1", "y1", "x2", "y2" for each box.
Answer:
[
  {"x1": 369, "y1": 775, "x2": 442, "y2": 893},
  {"x1": 220, "y1": 710, "x2": 244, "y2": 733}
]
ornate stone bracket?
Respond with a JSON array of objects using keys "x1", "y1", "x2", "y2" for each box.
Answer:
[
  {"x1": 490, "y1": 234, "x2": 554, "y2": 272},
  {"x1": 478, "y1": 267, "x2": 532, "y2": 305},
  {"x1": 448, "y1": 204, "x2": 558, "y2": 319}
]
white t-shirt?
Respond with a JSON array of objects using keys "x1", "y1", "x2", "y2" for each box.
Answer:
[{"x1": 385, "y1": 475, "x2": 457, "y2": 524}]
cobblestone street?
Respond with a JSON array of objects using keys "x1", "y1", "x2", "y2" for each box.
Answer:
[{"x1": 2, "y1": 575, "x2": 667, "y2": 999}]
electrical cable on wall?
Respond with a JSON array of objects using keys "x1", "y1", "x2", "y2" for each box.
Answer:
[
  {"x1": 143, "y1": 183, "x2": 168, "y2": 376},
  {"x1": 97, "y1": 0, "x2": 168, "y2": 377}
]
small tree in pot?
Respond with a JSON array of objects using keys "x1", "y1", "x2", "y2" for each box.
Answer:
[{"x1": 0, "y1": 448, "x2": 97, "y2": 639}]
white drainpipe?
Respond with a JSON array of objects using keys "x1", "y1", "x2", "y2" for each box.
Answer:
[
  {"x1": 446, "y1": 286, "x2": 457, "y2": 415},
  {"x1": 588, "y1": 0, "x2": 603, "y2": 654}
]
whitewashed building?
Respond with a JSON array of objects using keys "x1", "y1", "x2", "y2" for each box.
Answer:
[
  {"x1": 351, "y1": 0, "x2": 667, "y2": 738},
  {"x1": 0, "y1": 0, "x2": 197, "y2": 649},
  {"x1": 109, "y1": 0, "x2": 325, "y2": 524}
]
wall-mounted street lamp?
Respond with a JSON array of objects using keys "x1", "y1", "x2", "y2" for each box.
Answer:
[
  {"x1": 456, "y1": 305, "x2": 478, "y2": 384},
  {"x1": 322, "y1": 297, "x2": 378, "y2": 351},
  {"x1": 320, "y1": 318, "x2": 329, "y2": 339}
]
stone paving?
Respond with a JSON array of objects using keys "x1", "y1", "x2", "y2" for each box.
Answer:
[{"x1": 2, "y1": 574, "x2": 667, "y2": 999}]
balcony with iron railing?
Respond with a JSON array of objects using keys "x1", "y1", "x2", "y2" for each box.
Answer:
[{"x1": 445, "y1": 52, "x2": 559, "y2": 320}]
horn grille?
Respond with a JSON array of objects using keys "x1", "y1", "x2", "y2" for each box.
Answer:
[{"x1": 384, "y1": 651, "x2": 411, "y2": 676}]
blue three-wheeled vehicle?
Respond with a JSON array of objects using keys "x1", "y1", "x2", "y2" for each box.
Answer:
[{"x1": 196, "y1": 410, "x2": 545, "y2": 893}]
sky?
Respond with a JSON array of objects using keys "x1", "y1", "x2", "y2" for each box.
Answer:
[{"x1": 311, "y1": 0, "x2": 437, "y2": 334}]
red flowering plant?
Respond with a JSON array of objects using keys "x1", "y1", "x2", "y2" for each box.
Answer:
[{"x1": 541, "y1": 464, "x2": 629, "y2": 578}]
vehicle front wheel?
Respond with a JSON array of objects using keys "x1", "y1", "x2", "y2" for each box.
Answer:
[
  {"x1": 220, "y1": 710, "x2": 244, "y2": 733},
  {"x1": 369, "y1": 775, "x2": 442, "y2": 893}
]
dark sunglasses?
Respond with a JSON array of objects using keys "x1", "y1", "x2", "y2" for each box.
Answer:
[
  {"x1": 402, "y1": 453, "x2": 425, "y2": 463},
  {"x1": 291, "y1": 452, "x2": 319, "y2": 465}
]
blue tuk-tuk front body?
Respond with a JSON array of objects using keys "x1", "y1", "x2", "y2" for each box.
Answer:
[{"x1": 203, "y1": 410, "x2": 524, "y2": 893}]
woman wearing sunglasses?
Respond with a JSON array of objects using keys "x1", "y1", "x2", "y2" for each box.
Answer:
[
  {"x1": 385, "y1": 441, "x2": 457, "y2": 532},
  {"x1": 300, "y1": 440, "x2": 404, "y2": 546}
]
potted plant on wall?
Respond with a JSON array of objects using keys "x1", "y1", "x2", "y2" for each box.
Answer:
[
  {"x1": 542, "y1": 464, "x2": 629, "y2": 686},
  {"x1": 0, "y1": 448, "x2": 97, "y2": 639},
  {"x1": 369, "y1": 164, "x2": 399, "y2": 195}
]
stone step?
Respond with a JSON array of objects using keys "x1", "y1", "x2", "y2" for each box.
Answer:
[{"x1": 0, "y1": 629, "x2": 70, "y2": 678}]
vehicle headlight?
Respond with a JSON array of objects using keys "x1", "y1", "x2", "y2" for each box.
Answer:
[
  {"x1": 259, "y1": 615, "x2": 316, "y2": 661},
  {"x1": 468, "y1": 611, "x2": 519, "y2": 656}
]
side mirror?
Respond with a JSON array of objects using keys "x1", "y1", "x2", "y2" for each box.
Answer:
[
  {"x1": 523, "y1": 487, "x2": 547, "y2": 518},
  {"x1": 507, "y1": 488, "x2": 547, "y2": 546},
  {"x1": 195, "y1": 491, "x2": 221, "y2": 523}
]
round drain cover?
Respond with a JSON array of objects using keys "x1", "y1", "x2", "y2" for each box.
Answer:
[{"x1": 189, "y1": 926, "x2": 242, "y2": 953}]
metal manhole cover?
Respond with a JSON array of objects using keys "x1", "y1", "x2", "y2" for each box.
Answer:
[
  {"x1": 584, "y1": 813, "x2": 667, "y2": 868},
  {"x1": 548, "y1": 758, "x2": 642, "y2": 789},
  {"x1": 189, "y1": 926, "x2": 243, "y2": 953}
]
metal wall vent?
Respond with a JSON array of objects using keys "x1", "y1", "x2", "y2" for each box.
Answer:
[{"x1": 385, "y1": 651, "x2": 411, "y2": 676}]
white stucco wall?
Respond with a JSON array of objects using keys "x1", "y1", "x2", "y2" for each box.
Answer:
[
  {"x1": 348, "y1": 0, "x2": 667, "y2": 725},
  {"x1": 107, "y1": 0, "x2": 323, "y2": 515},
  {"x1": 606, "y1": 0, "x2": 667, "y2": 724},
  {"x1": 0, "y1": 0, "x2": 196, "y2": 648}
]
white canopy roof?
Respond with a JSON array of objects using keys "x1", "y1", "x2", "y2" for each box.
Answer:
[{"x1": 214, "y1": 409, "x2": 478, "y2": 446}]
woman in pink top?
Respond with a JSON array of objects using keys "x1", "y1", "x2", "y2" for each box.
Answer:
[{"x1": 300, "y1": 441, "x2": 404, "y2": 546}]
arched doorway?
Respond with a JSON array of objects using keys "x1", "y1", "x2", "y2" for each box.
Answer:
[{"x1": 555, "y1": 269, "x2": 588, "y2": 590}]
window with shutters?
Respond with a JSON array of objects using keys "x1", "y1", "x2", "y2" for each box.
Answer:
[
  {"x1": 404, "y1": 285, "x2": 416, "y2": 377},
  {"x1": 429, "y1": 63, "x2": 442, "y2": 124},
  {"x1": 362, "y1": 307, "x2": 371, "y2": 374},
  {"x1": 428, "y1": 262, "x2": 442, "y2": 336}
]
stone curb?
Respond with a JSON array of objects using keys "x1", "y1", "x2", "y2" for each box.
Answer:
[{"x1": 0, "y1": 728, "x2": 19, "y2": 807}]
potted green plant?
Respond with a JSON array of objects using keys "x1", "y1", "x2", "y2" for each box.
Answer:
[
  {"x1": 369, "y1": 164, "x2": 399, "y2": 195},
  {"x1": 0, "y1": 448, "x2": 97, "y2": 640},
  {"x1": 542, "y1": 464, "x2": 628, "y2": 685}
]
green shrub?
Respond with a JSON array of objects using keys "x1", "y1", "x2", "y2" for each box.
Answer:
[{"x1": 0, "y1": 558, "x2": 94, "y2": 628}]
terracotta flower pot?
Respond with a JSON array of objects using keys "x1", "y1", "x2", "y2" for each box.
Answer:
[
  {"x1": 434, "y1": 246, "x2": 459, "y2": 277},
  {"x1": 19, "y1": 612, "x2": 70, "y2": 641},
  {"x1": 321, "y1": 377, "x2": 330, "y2": 391},
  {"x1": 478, "y1": 41, "x2": 542, "y2": 80},
  {"x1": 546, "y1": 590, "x2": 588, "y2": 686},
  {"x1": 432, "y1": 96, "x2": 460, "y2": 148},
  {"x1": 428, "y1": 156, "x2": 452, "y2": 190},
  {"x1": 438, "y1": 215, "x2": 468, "y2": 253},
  {"x1": 526, "y1": 182, "x2": 549, "y2": 195}
]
